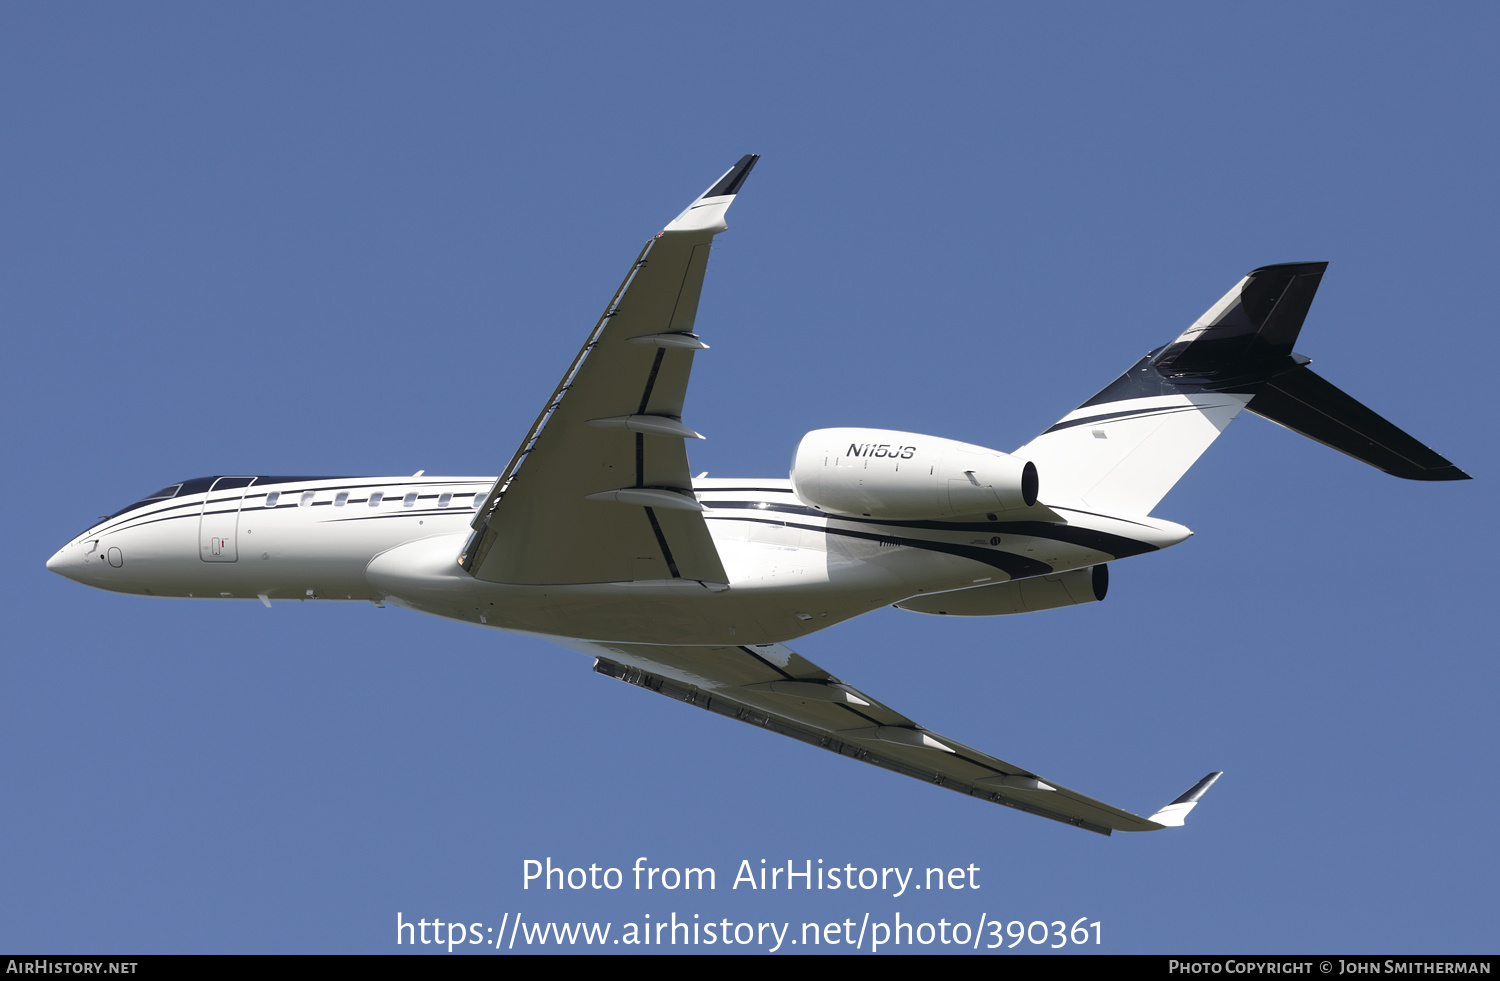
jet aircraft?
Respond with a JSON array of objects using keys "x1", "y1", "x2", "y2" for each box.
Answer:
[{"x1": 46, "y1": 155, "x2": 1469, "y2": 834}]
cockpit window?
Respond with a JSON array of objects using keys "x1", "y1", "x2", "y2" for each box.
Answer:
[{"x1": 104, "y1": 480, "x2": 203, "y2": 520}]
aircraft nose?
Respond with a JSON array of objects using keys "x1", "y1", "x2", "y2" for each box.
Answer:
[{"x1": 46, "y1": 543, "x2": 85, "y2": 582}]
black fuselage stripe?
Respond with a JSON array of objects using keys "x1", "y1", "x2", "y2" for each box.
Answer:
[
  {"x1": 92, "y1": 482, "x2": 478, "y2": 529},
  {"x1": 706, "y1": 515, "x2": 1054, "y2": 579},
  {"x1": 89, "y1": 483, "x2": 487, "y2": 535},
  {"x1": 701, "y1": 501, "x2": 824, "y2": 518},
  {"x1": 701, "y1": 503, "x2": 1156, "y2": 558},
  {"x1": 119, "y1": 504, "x2": 1140, "y2": 567},
  {"x1": 1042, "y1": 404, "x2": 1206, "y2": 434},
  {"x1": 100, "y1": 477, "x2": 482, "y2": 523},
  {"x1": 97, "y1": 506, "x2": 476, "y2": 535},
  {"x1": 319, "y1": 512, "x2": 475, "y2": 523}
]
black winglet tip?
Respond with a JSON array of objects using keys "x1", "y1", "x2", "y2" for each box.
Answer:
[
  {"x1": 1171, "y1": 771, "x2": 1224, "y2": 805},
  {"x1": 704, "y1": 154, "x2": 760, "y2": 199}
]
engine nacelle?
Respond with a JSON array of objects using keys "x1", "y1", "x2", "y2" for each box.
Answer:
[
  {"x1": 790, "y1": 428, "x2": 1039, "y2": 520},
  {"x1": 895, "y1": 565, "x2": 1107, "y2": 616}
]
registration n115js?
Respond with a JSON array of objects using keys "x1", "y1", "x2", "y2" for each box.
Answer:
[{"x1": 48, "y1": 155, "x2": 1469, "y2": 834}]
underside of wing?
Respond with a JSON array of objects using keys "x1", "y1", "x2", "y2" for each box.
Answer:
[
  {"x1": 462, "y1": 156, "x2": 759, "y2": 585},
  {"x1": 570, "y1": 638, "x2": 1216, "y2": 835}
]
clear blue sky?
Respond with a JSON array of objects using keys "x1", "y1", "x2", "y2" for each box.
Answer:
[{"x1": 3, "y1": 2, "x2": 1495, "y2": 954}]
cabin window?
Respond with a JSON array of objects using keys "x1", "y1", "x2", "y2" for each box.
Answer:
[
  {"x1": 334, "y1": 492, "x2": 348, "y2": 507},
  {"x1": 470, "y1": 493, "x2": 483, "y2": 509},
  {"x1": 369, "y1": 492, "x2": 383, "y2": 508},
  {"x1": 438, "y1": 492, "x2": 452, "y2": 508},
  {"x1": 402, "y1": 491, "x2": 418, "y2": 508},
  {"x1": 264, "y1": 492, "x2": 280, "y2": 508},
  {"x1": 299, "y1": 492, "x2": 315, "y2": 508}
]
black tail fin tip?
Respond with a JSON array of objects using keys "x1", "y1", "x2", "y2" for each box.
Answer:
[{"x1": 1157, "y1": 261, "x2": 1328, "y2": 372}]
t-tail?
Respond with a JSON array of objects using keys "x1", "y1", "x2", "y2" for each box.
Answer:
[{"x1": 1015, "y1": 262, "x2": 1469, "y2": 516}]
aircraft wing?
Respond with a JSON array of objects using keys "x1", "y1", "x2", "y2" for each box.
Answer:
[
  {"x1": 572, "y1": 638, "x2": 1220, "y2": 835},
  {"x1": 462, "y1": 156, "x2": 759, "y2": 585}
]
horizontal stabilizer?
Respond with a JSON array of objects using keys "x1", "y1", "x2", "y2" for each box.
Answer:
[
  {"x1": 1148, "y1": 771, "x2": 1223, "y2": 828},
  {"x1": 1247, "y1": 365, "x2": 1470, "y2": 481}
]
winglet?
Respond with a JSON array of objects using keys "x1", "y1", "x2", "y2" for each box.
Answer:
[
  {"x1": 663, "y1": 154, "x2": 760, "y2": 235},
  {"x1": 700, "y1": 153, "x2": 760, "y2": 198},
  {"x1": 1148, "y1": 771, "x2": 1223, "y2": 828}
]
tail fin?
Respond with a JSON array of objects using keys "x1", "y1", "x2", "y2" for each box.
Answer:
[{"x1": 1016, "y1": 262, "x2": 1468, "y2": 516}]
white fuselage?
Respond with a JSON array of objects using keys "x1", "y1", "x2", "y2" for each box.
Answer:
[{"x1": 47, "y1": 474, "x2": 1191, "y2": 647}]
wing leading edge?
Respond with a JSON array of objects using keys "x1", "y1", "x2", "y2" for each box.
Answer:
[
  {"x1": 462, "y1": 155, "x2": 760, "y2": 585},
  {"x1": 574, "y1": 638, "x2": 1219, "y2": 835}
]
